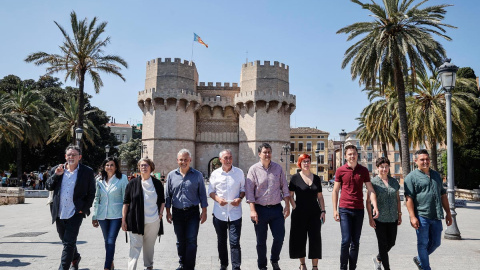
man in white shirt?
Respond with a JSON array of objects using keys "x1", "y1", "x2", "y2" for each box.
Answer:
[{"x1": 209, "y1": 149, "x2": 245, "y2": 270}]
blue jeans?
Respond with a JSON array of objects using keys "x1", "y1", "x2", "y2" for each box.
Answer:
[
  {"x1": 56, "y1": 213, "x2": 83, "y2": 270},
  {"x1": 253, "y1": 204, "x2": 285, "y2": 269},
  {"x1": 415, "y1": 216, "x2": 442, "y2": 270},
  {"x1": 213, "y1": 216, "x2": 242, "y2": 270},
  {"x1": 339, "y1": 208, "x2": 364, "y2": 270},
  {"x1": 98, "y1": 218, "x2": 122, "y2": 269},
  {"x1": 172, "y1": 206, "x2": 201, "y2": 270}
]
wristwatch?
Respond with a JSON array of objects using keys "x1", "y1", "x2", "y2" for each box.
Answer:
[{"x1": 321, "y1": 210, "x2": 326, "y2": 213}]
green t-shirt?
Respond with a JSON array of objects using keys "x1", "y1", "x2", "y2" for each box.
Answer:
[
  {"x1": 404, "y1": 169, "x2": 446, "y2": 220},
  {"x1": 370, "y1": 176, "x2": 400, "y2": 223}
]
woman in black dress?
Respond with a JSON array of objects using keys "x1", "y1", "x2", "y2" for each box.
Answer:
[{"x1": 289, "y1": 153, "x2": 326, "y2": 270}]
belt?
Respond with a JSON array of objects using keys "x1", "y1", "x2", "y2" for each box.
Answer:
[
  {"x1": 256, "y1": 203, "x2": 281, "y2": 208},
  {"x1": 173, "y1": 205, "x2": 198, "y2": 211}
]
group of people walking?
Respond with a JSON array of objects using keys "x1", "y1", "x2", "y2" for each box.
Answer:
[{"x1": 46, "y1": 143, "x2": 452, "y2": 270}]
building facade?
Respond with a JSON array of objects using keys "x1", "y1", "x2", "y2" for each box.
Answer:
[
  {"x1": 289, "y1": 127, "x2": 329, "y2": 181},
  {"x1": 137, "y1": 58, "x2": 296, "y2": 177}
]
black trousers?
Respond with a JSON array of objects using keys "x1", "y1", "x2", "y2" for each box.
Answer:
[
  {"x1": 374, "y1": 220, "x2": 398, "y2": 270},
  {"x1": 56, "y1": 213, "x2": 83, "y2": 270},
  {"x1": 289, "y1": 209, "x2": 322, "y2": 259}
]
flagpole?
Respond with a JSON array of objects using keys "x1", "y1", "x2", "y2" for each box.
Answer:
[{"x1": 191, "y1": 40, "x2": 194, "y2": 63}]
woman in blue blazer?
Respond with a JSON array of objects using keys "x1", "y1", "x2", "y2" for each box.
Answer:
[{"x1": 92, "y1": 157, "x2": 128, "y2": 270}]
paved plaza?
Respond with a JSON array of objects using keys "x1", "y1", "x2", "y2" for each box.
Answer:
[{"x1": 1, "y1": 190, "x2": 479, "y2": 269}]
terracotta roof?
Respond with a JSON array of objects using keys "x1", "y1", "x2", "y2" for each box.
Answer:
[
  {"x1": 106, "y1": 123, "x2": 131, "y2": 128},
  {"x1": 290, "y1": 127, "x2": 329, "y2": 134}
]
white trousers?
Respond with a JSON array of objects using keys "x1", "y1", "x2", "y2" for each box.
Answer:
[{"x1": 128, "y1": 219, "x2": 160, "y2": 270}]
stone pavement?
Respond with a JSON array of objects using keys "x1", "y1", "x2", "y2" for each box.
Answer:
[{"x1": 1, "y1": 191, "x2": 479, "y2": 270}]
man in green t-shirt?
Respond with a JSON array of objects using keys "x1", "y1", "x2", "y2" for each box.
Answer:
[{"x1": 404, "y1": 149, "x2": 452, "y2": 270}]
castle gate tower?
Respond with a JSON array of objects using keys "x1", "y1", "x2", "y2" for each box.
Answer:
[
  {"x1": 236, "y1": 61, "x2": 296, "y2": 174},
  {"x1": 137, "y1": 58, "x2": 201, "y2": 175}
]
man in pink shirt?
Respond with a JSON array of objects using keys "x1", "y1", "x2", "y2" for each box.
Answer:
[{"x1": 246, "y1": 143, "x2": 291, "y2": 270}]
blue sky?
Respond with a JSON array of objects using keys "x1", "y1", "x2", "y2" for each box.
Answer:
[{"x1": 1, "y1": 0, "x2": 478, "y2": 139}]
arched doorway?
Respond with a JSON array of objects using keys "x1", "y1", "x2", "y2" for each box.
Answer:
[{"x1": 207, "y1": 157, "x2": 221, "y2": 178}]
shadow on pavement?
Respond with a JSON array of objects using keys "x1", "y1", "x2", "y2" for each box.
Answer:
[
  {"x1": 0, "y1": 254, "x2": 45, "y2": 258},
  {"x1": 0, "y1": 241, "x2": 87, "y2": 245},
  {"x1": 0, "y1": 259, "x2": 31, "y2": 267}
]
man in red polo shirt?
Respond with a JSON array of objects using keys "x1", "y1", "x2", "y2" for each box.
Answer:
[{"x1": 332, "y1": 144, "x2": 379, "y2": 270}]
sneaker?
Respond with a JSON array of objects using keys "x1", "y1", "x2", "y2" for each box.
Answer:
[
  {"x1": 70, "y1": 256, "x2": 81, "y2": 270},
  {"x1": 372, "y1": 257, "x2": 382, "y2": 270},
  {"x1": 271, "y1": 261, "x2": 281, "y2": 270},
  {"x1": 220, "y1": 265, "x2": 228, "y2": 270},
  {"x1": 413, "y1": 256, "x2": 423, "y2": 270}
]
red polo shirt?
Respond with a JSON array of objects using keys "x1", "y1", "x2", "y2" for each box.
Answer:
[{"x1": 335, "y1": 163, "x2": 370, "y2": 209}]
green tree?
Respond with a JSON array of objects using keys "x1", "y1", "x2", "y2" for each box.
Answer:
[
  {"x1": 457, "y1": 67, "x2": 476, "y2": 80},
  {"x1": 409, "y1": 70, "x2": 477, "y2": 171},
  {"x1": 337, "y1": 0, "x2": 455, "y2": 177},
  {"x1": 25, "y1": 11, "x2": 128, "y2": 146},
  {"x1": 3, "y1": 84, "x2": 52, "y2": 179},
  {"x1": 118, "y1": 139, "x2": 142, "y2": 172}
]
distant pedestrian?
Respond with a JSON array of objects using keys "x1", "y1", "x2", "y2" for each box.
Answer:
[
  {"x1": 46, "y1": 145, "x2": 96, "y2": 270},
  {"x1": 404, "y1": 149, "x2": 452, "y2": 270},
  {"x1": 332, "y1": 144, "x2": 379, "y2": 270},
  {"x1": 38, "y1": 171, "x2": 44, "y2": 190},
  {"x1": 289, "y1": 154, "x2": 325, "y2": 270},
  {"x1": 245, "y1": 143, "x2": 291, "y2": 270},
  {"x1": 21, "y1": 172, "x2": 27, "y2": 188},
  {"x1": 209, "y1": 149, "x2": 245, "y2": 270},
  {"x1": 165, "y1": 149, "x2": 208, "y2": 270},
  {"x1": 367, "y1": 157, "x2": 401, "y2": 270},
  {"x1": 92, "y1": 157, "x2": 128, "y2": 270},
  {"x1": 122, "y1": 158, "x2": 165, "y2": 270}
]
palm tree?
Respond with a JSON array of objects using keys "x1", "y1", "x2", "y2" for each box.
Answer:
[
  {"x1": 48, "y1": 97, "x2": 99, "y2": 147},
  {"x1": 3, "y1": 84, "x2": 52, "y2": 179},
  {"x1": 409, "y1": 70, "x2": 478, "y2": 170},
  {"x1": 0, "y1": 94, "x2": 23, "y2": 146},
  {"x1": 338, "y1": 0, "x2": 455, "y2": 177},
  {"x1": 25, "y1": 11, "x2": 127, "y2": 147}
]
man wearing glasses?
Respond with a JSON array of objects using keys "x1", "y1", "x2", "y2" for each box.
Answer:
[
  {"x1": 46, "y1": 144, "x2": 96, "y2": 270},
  {"x1": 209, "y1": 149, "x2": 245, "y2": 270},
  {"x1": 165, "y1": 149, "x2": 209, "y2": 270},
  {"x1": 246, "y1": 143, "x2": 291, "y2": 270}
]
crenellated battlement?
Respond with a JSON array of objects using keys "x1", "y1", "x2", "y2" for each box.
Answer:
[
  {"x1": 197, "y1": 82, "x2": 240, "y2": 90},
  {"x1": 138, "y1": 88, "x2": 202, "y2": 103},
  {"x1": 242, "y1": 60, "x2": 288, "y2": 70},
  {"x1": 234, "y1": 90, "x2": 296, "y2": 103},
  {"x1": 146, "y1": 58, "x2": 195, "y2": 67}
]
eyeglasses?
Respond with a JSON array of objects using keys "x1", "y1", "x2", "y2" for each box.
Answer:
[
  {"x1": 302, "y1": 160, "x2": 311, "y2": 164},
  {"x1": 66, "y1": 154, "x2": 78, "y2": 157},
  {"x1": 140, "y1": 164, "x2": 149, "y2": 168}
]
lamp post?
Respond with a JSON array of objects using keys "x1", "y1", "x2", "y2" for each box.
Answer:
[
  {"x1": 438, "y1": 58, "x2": 461, "y2": 240},
  {"x1": 339, "y1": 129, "x2": 347, "y2": 166},
  {"x1": 74, "y1": 127, "x2": 83, "y2": 148},
  {"x1": 315, "y1": 149, "x2": 320, "y2": 176},
  {"x1": 105, "y1": 144, "x2": 110, "y2": 159},
  {"x1": 281, "y1": 143, "x2": 290, "y2": 178}
]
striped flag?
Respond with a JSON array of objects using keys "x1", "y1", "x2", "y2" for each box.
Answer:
[{"x1": 194, "y1": 33, "x2": 208, "y2": 48}]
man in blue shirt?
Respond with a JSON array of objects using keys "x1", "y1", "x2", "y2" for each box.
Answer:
[
  {"x1": 46, "y1": 145, "x2": 95, "y2": 270},
  {"x1": 165, "y1": 149, "x2": 208, "y2": 270}
]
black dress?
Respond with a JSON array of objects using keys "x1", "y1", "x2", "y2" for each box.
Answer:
[{"x1": 289, "y1": 173, "x2": 322, "y2": 259}]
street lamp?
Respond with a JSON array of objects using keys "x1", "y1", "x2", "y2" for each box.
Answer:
[
  {"x1": 105, "y1": 144, "x2": 110, "y2": 159},
  {"x1": 315, "y1": 149, "x2": 320, "y2": 176},
  {"x1": 339, "y1": 129, "x2": 347, "y2": 166},
  {"x1": 75, "y1": 127, "x2": 83, "y2": 148},
  {"x1": 281, "y1": 143, "x2": 290, "y2": 178},
  {"x1": 438, "y1": 58, "x2": 461, "y2": 240}
]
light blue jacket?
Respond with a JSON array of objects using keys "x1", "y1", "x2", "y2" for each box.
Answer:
[{"x1": 92, "y1": 174, "x2": 128, "y2": 220}]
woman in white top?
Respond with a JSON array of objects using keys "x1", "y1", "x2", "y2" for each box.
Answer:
[
  {"x1": 92, "y1": 157, "x2": 128, "y2": 270},
  {"x1": 122, "y1": 158, "x2": 165, "y2": 270}
]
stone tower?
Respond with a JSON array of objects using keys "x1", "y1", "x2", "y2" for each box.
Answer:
[
  {"x1": 137, "y1": 58, "x2": 201, "y2": 173},
  {"x1": 138, "y1": 58, "x2": 296, "y2": 176},
  {"x1": 236, "y1": 61, "x2": 296, "y2": 172}
]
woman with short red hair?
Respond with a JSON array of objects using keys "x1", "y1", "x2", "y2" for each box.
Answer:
[{"x1": 289, "y1": 154, "x2": 326, "y2": 270}]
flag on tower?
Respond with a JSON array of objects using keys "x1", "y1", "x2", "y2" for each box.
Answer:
[{"x1": 194, "y1": 33, "x2": 208, "y2": 48}]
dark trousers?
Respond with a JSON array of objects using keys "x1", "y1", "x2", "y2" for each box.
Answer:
[
  {"x1": 56, "y1": 213, "x2": 83, "y2": 270},
  {"x1": 172, "y1": 206, "x2": 201, "y2": 270},
  {"x1": 213, "y1": 216, "x2": 242, "y2": 270},
  {"x1": 253, "y1": 204, "x2": 285, "y2": 269},
  {"x1": 339, "y1": 208, "x2": 364, "y2": 270},
  {"x1": 374, "y1": 220, "x2": 398, "y2": 270},
  {"x1": 289, "y1": 209, "x2": 322, "y2": 259},
  {"x1": 98, "y1": 218, "x2": 122, "y2": 269}
]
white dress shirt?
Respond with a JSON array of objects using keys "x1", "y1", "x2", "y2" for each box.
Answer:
[{"x1": 208, "y1": 166, "x2": 245, "y2": 222}]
